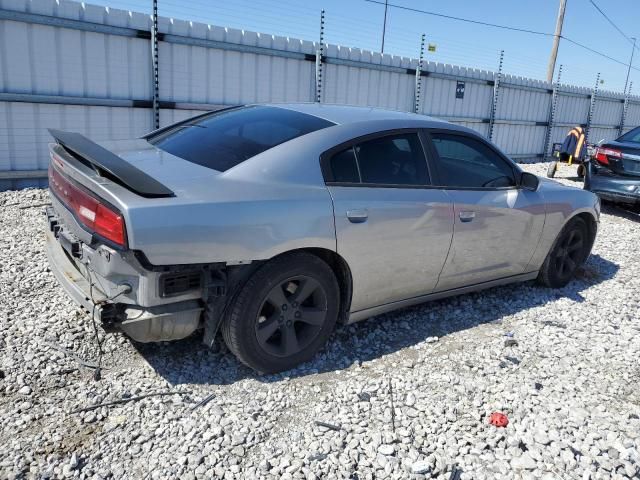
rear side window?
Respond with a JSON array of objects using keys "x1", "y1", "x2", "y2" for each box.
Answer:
[
  {"x1": 618, "y1": 126, "x2": 640, "y2": 144},
  {"x1": 330, "y1": 147, "x2": 360, "y2": 183},
  {"x1": 147, "y1": 106, "x2": 333, "y2": 172},
  {"x1": 430, "y1": 133, "x2": 516, "y2": 188},
  {"x1": 328, "y1": 133, "x2": 429, "y2": 186}
]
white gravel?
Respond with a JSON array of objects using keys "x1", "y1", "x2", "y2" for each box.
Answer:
[{"x1": 1, "y1": 163, "x2": 639, "y2": 479}]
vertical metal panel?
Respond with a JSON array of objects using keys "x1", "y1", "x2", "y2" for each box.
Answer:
[
  {"x1": 491, "y1": 76, "x2": 552, "y2": 156},
  {"x1": 554, "y1": 92, "x2": 591, "y2": 125},
  {"x1": 493, "y1": 124, "x2": 547, "y2": 156},
  {"x1": 322, "y1": 45, "x2": 414, "y2": 111},
  {"x1": 0, "y1": 100, "x2": 151, "y2": 189},
  {"x1": 159, "y1": 21, "x2": 315, "y2": 107},
  {"x1": 1, "y1": 0, "x2": 639, "y2": 189},
  {"x1": 497, "y1": 85, "x2": 550, "y2": 122},
  {"x1": 624, "y1": 102, "x2": 640, "y2": 130},
  {"x1": 0, "y1": 2, "x2": 151, "y2": 98},
  {"x1": 420, "y1": 63, "x2": 494, "y2": 120},
  {"x1": 450, "y1": 121, "x2": 490, "y2": 138},
  {"x1": 591, "y1": 97, "x2": 624, "y2": 127},
  {"x1": 588, "y1": 127, "x2": 619, "y2": 144},
  {"x1": 159, "y1": 108, "x2": 205, "y2": 127}
]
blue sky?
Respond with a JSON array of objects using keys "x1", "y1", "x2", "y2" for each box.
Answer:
[{"x1": 99, "y1": 0, "x2": 640, "y2": 92}]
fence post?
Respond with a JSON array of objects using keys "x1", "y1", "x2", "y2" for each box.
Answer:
[
  {"x1": 151, "y1": 0, "x2": 160, "y2": 130},
  {"x1": 619, "y1": 81, "x2": 632, "y2": 136},
  {"x1": 585, "y1": 72, "x2": 600, "y2": 143},
  {"x1": 315, "y1": 10, "x2": 325, "y2": 103},
  {"x1": 543, "y1": 64, "x2": 563, "y2": 159},
  {"x1": 414, "y1": 34, "x2": 425, "y2": 113},
  {"x1": 488, "y1": 50, "x2": 504, "y2": 142}
]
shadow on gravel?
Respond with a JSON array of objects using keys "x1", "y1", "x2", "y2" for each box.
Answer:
[
  {"x1": 135, "y1": 253, "x2": 618, "y2": 386},
  {"x1": 602, "y1": 202, "x2": 640, "y2": 223}
]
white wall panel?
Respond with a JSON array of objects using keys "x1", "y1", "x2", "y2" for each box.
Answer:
[
  {"x1": 2, "y1": 0, "x2": 640, "y2": 190},
  {"x1": 624, "y1": 103, "x2": 640, "y2": 129},
  {"x1": 0, "y1": 101, "x2": 151, "y2": 172},
  {"x1": 592, "y1": 97, "x2": 623, "y2": 127},
  {"x1": 588, "y1": 127, "x2": 619, "y2": 144},
  {"x1": 554, "y1": 93, "x2": 590, "y2": 125}
]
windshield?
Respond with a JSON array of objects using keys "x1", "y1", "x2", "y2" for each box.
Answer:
[
  {"x1": 147, "y1": 106, "x2": 334, "y2": 171},
  {"x1": 617, "y1": 126, "x2": 640, "y2": 144}
]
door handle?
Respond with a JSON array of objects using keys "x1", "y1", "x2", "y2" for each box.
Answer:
[
  {"x1": 346, "y1": 209, "x2": 368, "y2": 223},
  {"x1": 459, "y1": 211, "x2": 476, "y2": 222}
]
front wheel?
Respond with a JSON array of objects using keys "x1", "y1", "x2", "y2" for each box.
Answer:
[
  {"x1": 546, "y1": 161, "x2": 558, "y2": 178},
  {"x1": 537, "y1": 217, "x2": 591, "y2": 288},
  {"x1": 221, "y1": 252, "x2": 340, "y2": 374}
]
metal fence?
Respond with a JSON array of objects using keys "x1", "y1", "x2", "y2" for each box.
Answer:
[{"x1": 1, "y1": 0, "x2": 640, "y2": 190}]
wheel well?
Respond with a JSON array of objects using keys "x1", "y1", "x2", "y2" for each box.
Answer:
[
  {"x1": 574, "y1": 212, "x2": 597, "y2": 253},
  {"x1": 295, "y1": 247, "x2": 353, "y2": 323}
]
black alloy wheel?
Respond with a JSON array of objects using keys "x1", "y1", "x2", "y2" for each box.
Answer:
[
  {"x1": 552, "y1": 227, "x2": 585, "y2": 280},
  {"x1": 221, "y1": 251, "x2": 340, "y2": 373},
  {"x1": 538, "y1": 217, "x2": 591, "y2": 288},
  {"x1": 255, "y1": 275, "x2": 329, "y2": 357}
]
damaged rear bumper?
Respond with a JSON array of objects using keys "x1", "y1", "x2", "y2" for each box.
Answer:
[
  {"x1": 585, "y1": 162, "x2": 640, "y2": 205},
  {"x1": 44, "y1": 206, "x2": 203, "y2": 342}
]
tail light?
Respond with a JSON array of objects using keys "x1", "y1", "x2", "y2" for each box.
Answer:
[
  {"x1": 594, "y1": 147, "x2": 622, "y2": 166},
  {"x1": 48, "y1": 156, "x2": 126, "y2": 247}
]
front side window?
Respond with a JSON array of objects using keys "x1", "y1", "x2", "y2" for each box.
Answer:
[
  {"x1": 430, "y1": 133, "x2": 516, "y2": 188},
  {"x1": 328, "y1": 133, "x2": 429, "y2": 186},
  {"x1": 148, "y1": 106, "x2": 333, "y2": 172}
]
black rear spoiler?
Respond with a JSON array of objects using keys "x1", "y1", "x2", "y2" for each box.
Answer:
[{"x1": 48, "y1": 129, "x2": 174, "y2": 198}]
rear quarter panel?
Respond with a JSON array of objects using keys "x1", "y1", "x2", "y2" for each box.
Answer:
[{"x1": 126, "y1": 178, "x2": 337, "y2": 265}]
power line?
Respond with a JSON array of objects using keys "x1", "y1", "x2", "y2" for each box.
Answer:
[
  {"x1": 363, "y1": 0, "x2": 554, "y2": 37},
  {"x1": 562, "y1": 37, "x2": 640, "y2": 73},
  {"x1": 363, "y1": 0, "x2": 640, "y2": 74},
  {"x1": 588, "y1": 0, "x2": 638, "y2": 50}
]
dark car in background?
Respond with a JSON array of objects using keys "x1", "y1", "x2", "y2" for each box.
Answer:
[{"x1": 585, "y1": 126, "x2": 640, "y2": 206}]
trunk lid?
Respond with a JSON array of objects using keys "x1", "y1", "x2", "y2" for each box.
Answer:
[
  {"x1": 48, "y1": 130, "x2": 220, "y2": 198},
  {"x1": 596, "y1": 140, "x2": 640, "y2": 177},
  {"x1": 97, "y1": 138, "x2": 221, "y2": 190}
]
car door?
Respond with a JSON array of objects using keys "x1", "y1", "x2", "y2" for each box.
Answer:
[
  {"x1": 425, "y1": 130, "x2": 545, "y2": 292},
  {"x1": 322, "y1": 130, "x2": 454, "y2": 313}
]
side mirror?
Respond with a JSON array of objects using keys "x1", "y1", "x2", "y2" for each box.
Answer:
[{"x1": 520, "y1": 171, "x2": 539, "y2": 191}]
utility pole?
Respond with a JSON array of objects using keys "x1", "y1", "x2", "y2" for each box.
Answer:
[
  {"x1": 624, "y1": 37, "x2": 636, "y2": 96},
  {"x1": 381, "y1": 0, "x2": 389, "y2": 53},
  {"x1": 546, "y1": 0, "x2": 567, "y2": 83}
]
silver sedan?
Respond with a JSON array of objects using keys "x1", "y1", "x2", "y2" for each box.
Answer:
[{"x1": 45, "y1": 104, "x2": 600, "y2": 373}]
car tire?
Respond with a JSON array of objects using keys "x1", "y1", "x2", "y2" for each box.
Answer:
[
  {"x1": 576, "y1": 164, "x2": 585, "y2": 178},
  {"x1": 221, "y1": 251, "x2": 340, "y2": 374},
  {"x1": 546, "y1": 161, "x2": 558, "y2": 178},
  {"x1": 537, "y1": 217, "x2": 591, "y2": 288}
]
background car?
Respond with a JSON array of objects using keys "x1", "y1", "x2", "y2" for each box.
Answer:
[
  {"x1": 585, "y1": 126, "x2": 640, "y2": 206},
  {"x1": 45, "y1": 104, "x2": 599, "y2": 373}
]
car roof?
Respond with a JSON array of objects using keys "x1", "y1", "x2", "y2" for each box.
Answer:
[{"x1": 266, "y1": 102, "x2": 450, "y2": 127}]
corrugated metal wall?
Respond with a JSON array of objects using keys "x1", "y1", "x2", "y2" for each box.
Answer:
[{"x1": 1, "y1": 0, "x2": 639, "y2": 190}]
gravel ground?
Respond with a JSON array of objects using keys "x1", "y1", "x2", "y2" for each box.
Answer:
[{"x1": 1, "y1": 162, "x2": 639, "y2": 480}]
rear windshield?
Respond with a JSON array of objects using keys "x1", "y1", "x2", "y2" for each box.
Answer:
[
  {"x1": 147, "y1": 106, "x2": 334, "y2": 171},
  {"x1": 618, "y1": 126, "x2": 640, "y2": 144}
]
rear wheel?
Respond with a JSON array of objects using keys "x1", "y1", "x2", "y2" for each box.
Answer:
[
  {"x1": 546, "y1": 161, "x2": 558, "y2": 178},
  {"x1": 221, "y1": 252, "x2": 340, "y2": 373},
  {"x1": 576, "y1": 164, "x2": 585, "y2": 178},
  {"x1": 537, "y1": 217, "x2": 591, "y2": 288}
]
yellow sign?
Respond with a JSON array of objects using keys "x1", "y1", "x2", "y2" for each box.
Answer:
[{"x1": 428, "y1": 44, "x2": 437, "y2": 52}]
